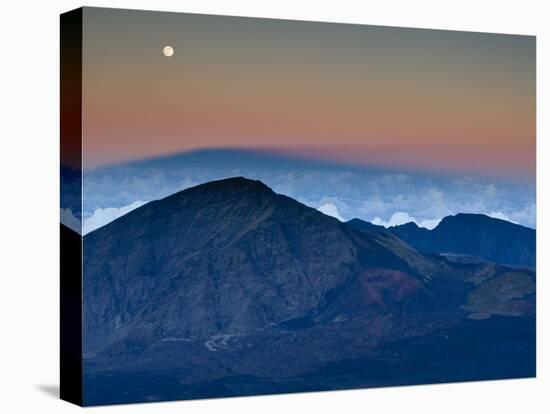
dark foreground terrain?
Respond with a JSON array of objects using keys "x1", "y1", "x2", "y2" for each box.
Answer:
[{"x1": 83, "y1": 316, "x2": 534, "y2": 405}]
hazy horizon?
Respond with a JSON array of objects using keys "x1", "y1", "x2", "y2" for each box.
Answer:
[{"x1": 76, "y1": 147, "x2": 535, "y2": 234}]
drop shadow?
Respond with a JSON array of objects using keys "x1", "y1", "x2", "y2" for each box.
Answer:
[{"x1": 36, "y1": 384, "x2": 59, "y2": 399}]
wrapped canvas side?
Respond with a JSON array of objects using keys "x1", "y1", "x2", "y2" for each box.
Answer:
[{"x1": 60, "y1": 7, "x2": 83, "y2": 407}]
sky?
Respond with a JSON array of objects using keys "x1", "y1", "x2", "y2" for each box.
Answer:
[
  {"x1": 68, "y1": 7, "x2": 536, "y2": 234},
  {"x1": 81, "y1": 7, "x2": 535, "y2": 180}
]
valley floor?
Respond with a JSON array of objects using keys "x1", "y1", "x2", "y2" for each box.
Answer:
[{"x1": 82, "y1": 315, "x2": 535, "y2": 406}]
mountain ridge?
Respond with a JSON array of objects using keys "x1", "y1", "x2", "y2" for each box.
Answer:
[
  {"x1": 81, "y1": 177, "x2": 535, "y2": 405},
  {"x1": 347, "y1": 213, "x2": 535, "y2": 268}
]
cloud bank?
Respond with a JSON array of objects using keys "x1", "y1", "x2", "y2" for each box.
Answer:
[
  {"x1": 82, "y1": 150, "x2": 535, "y2": 233},
  {"x1": 372, "y1": 212, "x2": 440, "y2": 229},
  {"x1": 317, "y1": 203, "x2": 344, "y2": 221},
  {"x1": 83, "y1": 200, "x2": 146, "y2": 234}
]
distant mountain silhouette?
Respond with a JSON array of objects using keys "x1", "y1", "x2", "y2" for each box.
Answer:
[
  {"x1": 82, "y1": 177, "x2": 535, "y2": 405},
  {"x1": 121, "y1": 148, "x2": 388, "y2": 174},
  {"x1": 347, "y1": 214, "x2": 535, "y2": 268}
]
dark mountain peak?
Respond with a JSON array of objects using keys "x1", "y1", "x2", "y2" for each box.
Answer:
[
  {"x1": 346, "y1": 218, "x2": 383, "y2": 231},
  {"x1": 346, "y1": 213, "x2": 535, "y2": 268},
  {"x1": 392, "y1": 221, "x2": 419, "y2": 230},
  {"x1": 85, "y1": 177, "x2": 277, "y2": 237},
  {"x1": 434, "y1": 213, "x2": 535, "y2": 234},
  {"x1": 168, "y1": 176, "x2": 275, "y2": 200},
  {"x1": 440, "y1": 213, "x2": 499, "y2": 226},
  {"x1": 382, "y1": 213, "x2": 535, "y2": 268},
  {"x1": 145, "y1": 176, "x2": 278, "y2": 216},
  {"x1": 196, "y1": 176, "x2": 271, "y2": 192},
  {"x1": 346, "y1": 218, "x2": 362, "y2": 225}
]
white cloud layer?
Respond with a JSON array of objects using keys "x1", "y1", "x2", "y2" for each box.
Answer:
[
  {"x1": 317, "y1": 203, "x2": 344, "y2": 221},
  {"x1": 82, "y1": 152, "x2": 536, "y2": 233},
  {"x1": 83, "y1": 200, "x2": 146, "y2": 234},
  {"x1": 372, "y1": 212, "x2": 440, "y2": 229},
  {"x1": 487, "y1": 211, "x2": 519, "y2": 224}
]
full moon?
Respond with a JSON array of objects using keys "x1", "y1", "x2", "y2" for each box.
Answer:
[{"x1": 163, "y1": 46, "x2": 174, "y2": 57}]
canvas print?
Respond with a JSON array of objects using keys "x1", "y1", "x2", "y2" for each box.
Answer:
[{"x1": 60, "y1": 7, "x2": 536, "y2": 406}]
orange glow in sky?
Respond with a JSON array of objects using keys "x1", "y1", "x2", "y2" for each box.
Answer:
[{"x1": 82, "y1": 8, "x2": 535, "y2": 180}]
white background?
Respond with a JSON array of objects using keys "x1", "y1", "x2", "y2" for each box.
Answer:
[{"x1": 0, "y1": 0, "x2": 548, "y2": 412}]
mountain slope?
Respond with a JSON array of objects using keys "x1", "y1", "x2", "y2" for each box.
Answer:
[
  {"x1": 81, "y1": 178, "x2": 535, "y2": 405},
  {"x1": 83, "y1": 177, "x2": 425, "y2": 356},
  {"x1": 347, "y1": 214, "x2": 535, "y2": 268}
]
